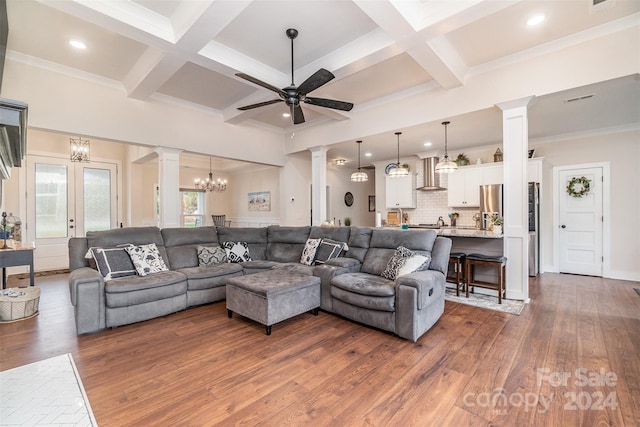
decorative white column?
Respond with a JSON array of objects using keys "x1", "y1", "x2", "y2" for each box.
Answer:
[
  {"x1": 155, "y1": 147, "x2": 182, "y2": 229},
  {"x1": 309, "y1": 146, "x2": 328, "y2": 226},
  {"x1": 496, "y1": 96, "x2": 535, "y2": 302}
]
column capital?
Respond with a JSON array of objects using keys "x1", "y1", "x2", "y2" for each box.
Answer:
[
  {"x1": 309, "y1": 146, "x2": 329, "y2": 154},
  {"x1": 496, "y1": 95, "x2": 536, "y2": 112}
]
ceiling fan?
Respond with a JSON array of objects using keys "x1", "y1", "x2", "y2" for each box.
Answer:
[{"x1": 235, "y1": 28, "x2": 354, "y2": 125}]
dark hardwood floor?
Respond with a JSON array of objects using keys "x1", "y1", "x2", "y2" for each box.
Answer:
[{"x1": 1, "y1": 272, "x2": 639, "y2": 426}]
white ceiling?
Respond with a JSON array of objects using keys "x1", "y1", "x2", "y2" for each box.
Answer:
[{"x1": 4, "y1": 0, "x2": 640, "y2": 168}]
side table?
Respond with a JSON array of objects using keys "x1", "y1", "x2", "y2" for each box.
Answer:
[{"x1": 0, "y1": 243, "x2": 36, "y2": 289}]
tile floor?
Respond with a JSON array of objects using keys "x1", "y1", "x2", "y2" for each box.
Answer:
[{"x1": 0, "y1": 354, "x2": 97, "y2": 426}]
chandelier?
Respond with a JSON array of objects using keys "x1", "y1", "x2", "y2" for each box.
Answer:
[
  {"x1": 195, "y1": 157, "x2": 227, "y2": 192},
  {"x1": 70, "y1": 137, "x2": 90, "y2": 162}
]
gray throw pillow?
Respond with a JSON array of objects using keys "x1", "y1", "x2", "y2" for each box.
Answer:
[
  {"x1": 88, "y1": 247, "x2": 136, "y2": 280},
  {"x1": 198, "y1": 246, "x2": 227, "y2": 266},
  {"x1": 314, "y1": 238, "x2": 349, "y2": 265},
  {"x1": 381, "y1": 246, "x2": 414, "y2": 281}
]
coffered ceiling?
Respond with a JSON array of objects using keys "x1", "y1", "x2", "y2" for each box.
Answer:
[{"x1": 4, "y1": 0, "x2": 640, "y2": 167}]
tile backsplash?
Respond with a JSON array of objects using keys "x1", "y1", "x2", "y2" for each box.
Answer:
[{"x1": 391, "y1": 161, "x2": 481, "y2": 228}]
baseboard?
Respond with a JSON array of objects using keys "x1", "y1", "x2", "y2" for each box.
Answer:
[{"x1": 606, "y1": 270, "x2": 640, "y2": 282}]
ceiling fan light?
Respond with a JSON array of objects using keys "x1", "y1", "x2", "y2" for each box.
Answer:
[{"x1": 350, "y1": 171, "x2": 369, "y2": 182}]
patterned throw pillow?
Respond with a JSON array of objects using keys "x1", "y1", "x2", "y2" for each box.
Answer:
[
  {"x1": 381, "y1": 246, "x2": 414, "y2": 280},
  {"x1": 397, "y1": 254, "x2": 432, "y2": 278},
  {"x1": 198, "y1": 246, "x2": 228, "y2": 266},
  {"x1": 314, "y1": 238, "x2": 349, "y2": 265},
  {"x1": 87, "y1": 247, "x2": 137, "y2": 280},
  {"x1": 124, "y1": 243, "x2": 169, "y2": 276},
  {"x1": 300, "y1": 238, "x2": 321, "y2": 265},
  {"x1": 221, "y1": 241, "x2": 252, "y2": 263}
]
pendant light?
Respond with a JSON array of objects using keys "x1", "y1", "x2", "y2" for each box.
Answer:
[
  {"x1": 350, "y1": 140, "x2": 368, "y2": 182},
  {"x1": 389, "y1": 131, "x2": 409, "y2": 177},
  {"x1": 435, "y1": 121, "x2": 458, "y2": 174}
]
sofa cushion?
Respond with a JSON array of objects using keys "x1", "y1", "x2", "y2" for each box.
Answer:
[
  {"x1": 271, "y1": 262, "x2": 315, "y2": 276},
  {"x1": 309, "y1": 226, "x2": 350, "y2": 242},
  {"x1": 331, "y1": 273, "x2": 396, "y2": 312},
  {"x1": 217, "y1": 227, "x2": 268, "y2": 260},
  {"x1": 125, "y1": 243, "x2": 169, "y2": 276},
  {"x1": 381, "y1": 246, "x2": 414, "y2": 280},
  {"x1": 222, "y1": 241, "x2": 252, "y2": 263},
  {"x1": 104, "y1": 271, "x2": 187, "y2": 308},
  {"x1": 88, "y1": 247, "x2": 137, "y2": 280},
  {"x1": 314, "y1": 239, "x2": 349, "y2": 264},
  {"x1": 266, "y1": 225, "x2": 310, "y2": 263},
  {"x1": 178, "y1": 262, "x2": 243, "y2": 280},
  {"x1": 345, "y1": 227, "x2": 373, "y2": 263},
  {"x1": 198, "y1": 246, "x2": 227, "y2": 266},
  {"x1": 300, "y1": 238, "x2": 321, "y2": 265},
  {"x1": 240, "y1": 260, "x2": 282, "y2": 273}
]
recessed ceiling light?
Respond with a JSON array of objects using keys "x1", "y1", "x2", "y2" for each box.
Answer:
[
  {"x1": 365, "y1": 152, "x2": 372, "y2": 157},
  {"x1": 527, "y1": 14, "x2": 545, "y2": 27},
  {"x1": 282, "y1": 112, "x2": 290, "y2": 118},
  {"x1": 335, "y1": 159, "x2": 346, "y2": 165},
  {"x1": 423, "y1": 142, "x2": 432, "y2": 147},
  {"x1": 69, "y1": 39, "x2": 87, "y2": 49}
]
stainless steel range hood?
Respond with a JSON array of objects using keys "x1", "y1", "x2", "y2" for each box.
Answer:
[
  {"x1": 0, "y1": 98, "x2": 28, "y2": 179},
  {"x1": 416, "y1": 157, "x2": 444, "y2": 191}
]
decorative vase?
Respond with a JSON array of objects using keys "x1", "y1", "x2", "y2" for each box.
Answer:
[{"x1": 493, "y1": 225, "x2": 502, "y2": 235}]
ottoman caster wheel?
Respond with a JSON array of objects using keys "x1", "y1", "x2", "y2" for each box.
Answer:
[{"x1": 227, "y1": 309, "x2": 233, "y2": 318}]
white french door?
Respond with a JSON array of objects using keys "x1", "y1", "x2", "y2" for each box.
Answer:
[
  {"x1": 26, "y1": 155, "x2": 118, "y2": 271},
  {"x1": 558, "y1": 167, "x2": 603, "y2": 276}
]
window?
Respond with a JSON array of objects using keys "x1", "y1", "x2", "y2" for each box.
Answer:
[{"x1": 181, "y1": 191, "x2": 205, "y2": 227}]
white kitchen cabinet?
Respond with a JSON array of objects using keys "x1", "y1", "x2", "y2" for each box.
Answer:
[
  {"x1": 447, "y1": 167, "x2": 482, "y2": 207},
  {"x1": 385, "y1": 175, "x2": 416, "y2": 208},
  {"x1": 482, "y1": 164, "x2": 503, "y2": 185}
]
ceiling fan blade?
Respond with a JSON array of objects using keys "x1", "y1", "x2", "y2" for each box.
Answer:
[
  {"x1": 292, "y1": 104, "x2": 305, "y2": 124},
  {"x1": 297, "y1": 68, "x2": 335, "y2": 95},
  {"x1": 304, "y1": 97, "x2": 354, "y2": 112},
  {"x1": 237, "y1": 99, "x2": 283, "y2": 111},
  {"x1": 235, "y1": 73, "x2": 287, "y2": 97}
]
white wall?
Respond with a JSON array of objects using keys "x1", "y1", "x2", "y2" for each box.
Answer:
[
  {"x1": 327, "y1": 165, "x2": 376, "y2": 227},
  {"x1": 227, "y1": 165, "x2": 281, "y2": 227},
  {"x1": 531, "y1": 128, "x2": 640, "y2": 281}
]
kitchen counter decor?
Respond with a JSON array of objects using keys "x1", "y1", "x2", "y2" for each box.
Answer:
[{"x1": 566, "y1": 176, "x2": 590, "y2": 198}]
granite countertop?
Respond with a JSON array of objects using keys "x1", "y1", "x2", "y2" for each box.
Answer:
[{"x1": 383, "y1": 225, "x2": 503, "y2": 239}]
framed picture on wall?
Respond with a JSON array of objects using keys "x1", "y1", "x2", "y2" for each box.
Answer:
[
  {"x1": 248, "y1": 191, "x2": 271, "y2": 211},
  {"x1": 368, "y1": 195, "x2": 375, "y2": 212}
]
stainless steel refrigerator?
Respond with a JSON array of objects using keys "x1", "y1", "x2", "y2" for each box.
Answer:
[
  {"x1": 479, "y1": 183, "x2": 540, "y2": 276},
  {"x1": 528, "y1": 182, "x2": 540, "y2": 277}
]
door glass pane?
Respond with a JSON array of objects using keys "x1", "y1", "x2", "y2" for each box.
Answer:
[
  {"x1": 35, "y1": 163, "x2": 68, "y2": 238},
  {"x1": 84, "y1": 168, "x2": 112, "y2": 232}
]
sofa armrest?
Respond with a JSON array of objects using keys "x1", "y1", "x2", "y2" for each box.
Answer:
[
  {"x1": 313, "y1": 263, "x2": 354, "y2": 311},
  {"x1": 396, "y1": 270, "x2": 445, "y2": 310},
  {"x1": 69, "y1": 267, "x2": 106, "y2": 335}
]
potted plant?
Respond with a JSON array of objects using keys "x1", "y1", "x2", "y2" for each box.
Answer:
[
  {"x1": 489, "y1": 214, "x2": 503, "y2": 235},
  {"x1": 344, "y1": 217, "x2": 352, "y2": 226}
]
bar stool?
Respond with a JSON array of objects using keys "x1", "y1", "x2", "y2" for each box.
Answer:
[
  {"x1": 446, "y1": 252, "x2": 466, "y2": 296},
  {"x1": 465, "y1": 253, "x2": 507, "y2": 304}
]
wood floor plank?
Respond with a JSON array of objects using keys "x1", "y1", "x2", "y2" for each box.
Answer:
[{"x1": 1, "y1": 272, "x2": 639, "y2": 426}]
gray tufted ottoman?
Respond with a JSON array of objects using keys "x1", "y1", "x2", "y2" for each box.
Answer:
[{"x1": 226, "y1": 270, "x2": 321, "y2": 335}]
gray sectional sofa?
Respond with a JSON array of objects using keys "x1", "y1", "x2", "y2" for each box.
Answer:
[{"x1": 68, "y1": 225, "x2": 451, "y2": 341}]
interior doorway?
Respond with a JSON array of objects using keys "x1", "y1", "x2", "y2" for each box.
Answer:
[
  {"x1": 26, "y1": 155, "x2": 118, "y2": 271},
  {"x1": 554, "y1": 164, "x2": 607, "y2": 277}
]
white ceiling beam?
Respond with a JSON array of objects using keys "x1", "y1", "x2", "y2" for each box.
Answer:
[
  {"x1": 122, "y1": 0, "x2": 253, "y2": 100},
  {"x1": 353, "y1": 0, "x2": 464, "y2": 89}
]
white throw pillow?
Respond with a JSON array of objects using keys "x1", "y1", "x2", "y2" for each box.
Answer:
[
  {"x1": 124, "y1": 243, "x2": 168, "y2": 276},
  {"x1": 300, "y1": 238, "x2": 321, "y2": 265},
  {"x1": 397, "y1": 254, "x2": 431, "y2": 277}
]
